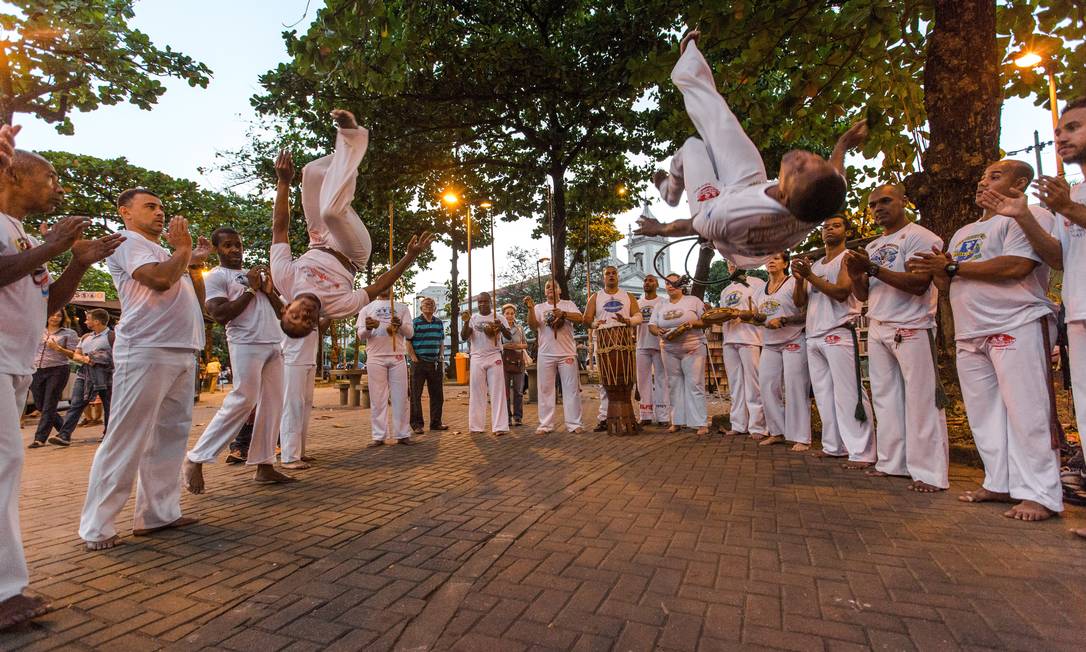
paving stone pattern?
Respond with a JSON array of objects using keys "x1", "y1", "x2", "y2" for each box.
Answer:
[{"x1": 3, "y1": 385, "x2": 1085, "y2": 651}]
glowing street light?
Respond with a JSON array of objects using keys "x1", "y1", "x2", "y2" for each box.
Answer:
[
  {"x1": 441, "y1": 190, "x2": 460, "y2": 206},
  {"x1": 1014, "y1": 50, "x2": 1064, "y2": 176},
  {"x1": 616, "y1": 183, "x2": 627, "y2": 197}
]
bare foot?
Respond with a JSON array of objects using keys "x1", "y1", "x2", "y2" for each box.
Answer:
[
  {"x1": 301, "y1": 455, "x2": 316, "y2": 462},
  {"x1": 182, "y1": 458, "x2": 204, "y2": 495},
  {"x1": 958, "y1": 487, "x2": 1013, "y2": 504},
  {"x1": 469, "y1": 431, "x2": 485, "y2": 436},
  {"x1": 653, "y1": 169, "x2": 669, "y2": 188},
  {"x1": 535, "y1": 428, "x2": 551, "y2": 436},
  {"x1": 811, "y1": 449, "x2": 846, "y2": 458},
  {"x1": 667, "y1": 425, "x2": 681, "y2": 433},
  {"x1": 367, "y1": 440, "x2": 385, "y2": 448},
  {"x1": 790, "y1": 443, "x2": 810, "y2": 452},
  {"x1": 0, "y1": 594, "x2": 50, "y2": 630},
  {"x1": 133, "y1": 516, "x2": 198, "y2": 537},
  {"x1": 909, "y1": 480, "x2": 945, "y2": 493},
  {"x1": 84, "y1": 535, "x2": 124, "y2": 551},
  {"x1": 1071, "y1": 528, "x2": 1086, "y2": 540},
  {"x1": 281, "y1": 460, "x2": 311, "y2": 470},
  {"x1": 1003, "y1": 500, "x2": 1056, "y2": 522},
  {"x1": 841, "y1": 461, "x2": 874, "y2": 470},
  {"x1": 865, "y1": 469, "x2": 891, "y2": 477},
  {"x1": 680, "y1": 29, "x2": 700, "y2": 55},
  {"x1": 253, "y1": 464, "x2": 298, "y2": 484},
  {"x1": 759, "y1": 435, "x2": 785, "y2": 447},
  {"x1": 494, "y1": 431, "x2": 509, "y2": 437},
  {"x1": 725, "y1": 430, "x2": 747, "y2": 437},
  {"x1": 695, "y1": 427, "x2": 709, "y2": 436}
]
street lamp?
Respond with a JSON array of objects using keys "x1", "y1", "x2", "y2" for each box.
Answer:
[
  {"x1": 536, "y1": 256, "x2": 550, "y2": 299},
  {"x1": 1015, "y1": 50, "x2": 1064, "y2": 176}
]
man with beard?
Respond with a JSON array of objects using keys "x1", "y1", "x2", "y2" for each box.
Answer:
[
  {"x1": 585, "y1": 265, "x2": 642, "y2": 431},
  {"x1": 911, "y1": 159, "x2": 1060, "y2": 522},
  {"x1": 844, "y1": 185, "x2": 948, "y2": 493}
]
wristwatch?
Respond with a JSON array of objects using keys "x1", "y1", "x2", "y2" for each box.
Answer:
[
  {"x1": 944, "y1": 262, "x2": 959, "y2": 278},
  {"x1": 865, "y1": 264, "x2": 880, "y2": 278},
  {"x1": 243, "y1": 287, "x2": 257, "y2": 296}
]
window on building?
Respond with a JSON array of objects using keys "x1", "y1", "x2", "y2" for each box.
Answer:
[{"x1": 633, "y1": 252, "x2": 644, "y2": 271}]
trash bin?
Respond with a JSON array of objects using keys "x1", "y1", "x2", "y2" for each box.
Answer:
[{"x1": 455, "y1": 352, "x2": 469, "y2": 385}]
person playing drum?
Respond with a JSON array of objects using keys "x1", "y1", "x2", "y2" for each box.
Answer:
[{"x1": 584, "y1": 265, "x2": 643, "y2": 434}]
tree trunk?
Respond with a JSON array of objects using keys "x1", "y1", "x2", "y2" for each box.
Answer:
[
  {"x1": 690, "y1": 246, "x2": 715, "y2": 301},
  {"x1": 550, "y1": 170, "x2": 570, "y2": 300},
  {"x1": 904, "y1": 0, "x2": 1000, "y2": 354},
  {"x1": 447, "y1": 243, "x2": 460, "y2": 379}
]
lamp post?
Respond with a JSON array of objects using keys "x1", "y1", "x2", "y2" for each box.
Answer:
[{"x1": 1015, "y1": 51, "x2": 1064, "y2": 176}]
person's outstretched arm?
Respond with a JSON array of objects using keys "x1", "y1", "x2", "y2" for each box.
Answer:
[
  {"x1": 272, "y1": 150, "x2": 294, "y2": 246},
  {"x1": 361, "y1": 232, "x2": 435, "y2": 299}
]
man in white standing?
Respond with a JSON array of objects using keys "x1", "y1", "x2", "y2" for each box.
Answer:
[
  {"x1": 80, "y1": 188, "x2": 210, "y2": 550},
  {"x1": 585, "y1": 265, "x2": 642, "y2": 431},
  {"x1": 921, "y1": 159, "x2": 1061, "y2": 521},
  {"x1": 360, "y1": 289, "x2": 416, "y2": 446},
  {"x1": 0, "y1": 127, "x2": 123, "y2": 628},
  {"x1": 635, "y1": 275, "x2": 670, "y2": 426},
  {"x1": 844, "y1": 185, "x2": 948, "y2": 493},
  {"x1": 794, "y1": 216, "x2": 875, "y2": 468},
  {"x1": 525, "y1": 281, "x2": 586, "y2": 435},
  {"x1": 462, "y1": 292, "x2": 511, "y2": 436},
  {"x1": 183, "y1": 228, "x2": 295, "y2": 494},
  {"x1": 719, "y1": 264, "x2": 766, "y2": 438}
]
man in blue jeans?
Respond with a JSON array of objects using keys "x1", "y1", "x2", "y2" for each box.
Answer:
[
  {"x1": 51, "y1": 309, "x2": 114, "y2": 446},
  {"x1": 407, "y1": 297, "x2": 448, "y2": 434}
]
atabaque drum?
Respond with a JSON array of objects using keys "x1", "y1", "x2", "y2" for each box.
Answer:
[{"x1": 595, "y1": 326, "x2": 639, "y2": 436}]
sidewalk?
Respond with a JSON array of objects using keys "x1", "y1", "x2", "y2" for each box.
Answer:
[{"x1": 4, "y1": 385, "x2": 1085, "y2": 651}]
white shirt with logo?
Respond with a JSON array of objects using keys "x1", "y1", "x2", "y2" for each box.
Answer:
[
  {"x1": 108, "y1": 229, "x2": 204, "y2": 351},
  {"x1": 754, "y1": 276, "x2": 804, "y2": 346},
  {"x1": 865, "y1": 222, "x2": 943, "y2": 329},
  {"x1": 270, "y1": 243, "x2": 369, "y2": 319},
  {"x1": 204, "y1": 266, "x2": 282, "y2": 344},
  {"x1": 947, "y1": 209, "x2": 1055, "y2": 340},
  {"x1": 282, "y1": 330, "x2": 318, "y2": 366},
  {"x1": 0, "y1": 214, "x2": 50, "y2": 375},
  {"x1": 357, "y1": 300, "x2": 413, "y2": 358},
  {"x1": 719, "y1": 277, "x2": 765, "y2": 346},
  {"x1": 593, "y1": 289, "x2": 632, "y2": 330},
  {"x1": 805, "y1": 250, "x2": 861, "y2": 338},
  {"x1": 1056, "y1": 183, "x2": 1086, "y2": 323},
  {"x1": 467, "y1": 312, "x2": 509, "y2": 361},
  {"x1": 534, "y1": 300, "x2": 581, "y2": 359},
  {"x1": 650, "y1": 295, "x2": 706, "y2": 355},
  {"x1": 636, "y1": 295, "x2": 665, "y2": 350}
]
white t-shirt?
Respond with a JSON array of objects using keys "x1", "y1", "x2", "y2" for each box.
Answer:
[
  {"x1": 282, "y1": 330, "x2": 318, "y2": 366},
  {"x1": 0, "y1": 214, "x2": 50, "y2": 375},
  {"x1": 466, "y1": 312, "x2": 509, "y2": 360},
  {"x1": 805, "y1": 250, "x2": 861, "y2": 338},
  {"x1": 948, "y1": 209, "x2": 1056, "y2": 340},
  {"x1": 107, "y1": 230, "x2": 204, "y2": 351},
  {"x1": 357, "y1": 300, "x2": 413, "y2": 358},
  {"x1": 204, "y1": 266, "x2": 282, "y2": 344},
  {"x1": 719, "y1": 277, "x2": 765, "y2": 346},
  {"x1": 755, "y1": 276, "x2": 805, "y2": 346},
  {"x1": 593, "y1": 289, "x2": 633, "y2": 329},
  {"x1": 1056, "y1": 183, "x2": 1086, "y2": 323},
  {"x1": 865, "y1": 222, "x2": 943, "y2": 328},
  {"x1": 534, "y1": 300, "x2": 581, "y2": 359},
  {"x1": 650, "y1": 294, "x2": 706, "y2": 354},
  {"x1": 636, "y1": 295, "x2": 665, "y2": 350},
  {"x1": 270, "y1": 243, "x2": 369, "y2": 319}
]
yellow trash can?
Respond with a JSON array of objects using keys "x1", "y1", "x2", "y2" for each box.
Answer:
[{"x1": 455, "y1": 352, "x2": 470, "y2": 385}]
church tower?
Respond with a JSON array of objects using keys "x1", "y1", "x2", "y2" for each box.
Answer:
[{"x1": 625, "y1": 205, "x2": 671, "y2": 278}]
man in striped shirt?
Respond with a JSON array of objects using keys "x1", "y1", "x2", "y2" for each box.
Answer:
[{"x1": 408, "y1": 297, "x2": 448, "y2": 434}]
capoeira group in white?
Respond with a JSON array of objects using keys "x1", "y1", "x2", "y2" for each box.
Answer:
[{"x1": 3, "y1": 28, "x2": 1086, "y2": 632}]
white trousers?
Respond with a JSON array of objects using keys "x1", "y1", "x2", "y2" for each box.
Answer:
[
  {"x1": 636, "y1": 348, "x2": 671, "y2": 422},
  {"x1": 79, "y1": 347, "x2": 196, "y2": 542},
  {"x1": 280, "y1": 364, "x2": 316, "y2": 463},
  {"x1": 868, "y1": 322, "x2": 949, "y2": 488},
  {"x1": 1, "y1": 373, "x2": 31, "y2": 601},
  {"x1": 1066, "y1": 321, "x2": 1086, "y2": 437},
  {"x1": 723, "y1": 343, "x2": 764, "y2": 434},
  {"x1": 759, "y1": 337, "x2": 812, "y2": 444},
  {"x1": 188, "y1": 343, "x2": 284, "y2": 466},
  {"x1": 663, "y1": 348, "x2": 707, "y2": 427},
  {"x1": 957, "y1": 321, "x2": 1063, "y2": 512},
  {"x1": 537, "y1": 355, "x2": 582, "y2": 432},
  {"x1": 301, "y1": 127, "x2": 372, "y2": 268},
  {"x1": 807, "y1": 328, "x2": 874, "y2": 461},
  {"x1": 369, "y1": 356, "x2": 411, "y2": 440},
  {"x1": 469, "y1": 355, "x2": 509, "y2": 432}
]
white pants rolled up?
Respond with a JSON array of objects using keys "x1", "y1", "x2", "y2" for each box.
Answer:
[
  {"x1": 188, "y1": 342, "x2": 284, "y2": 466},
  {"x1": 0, "y1": 373, "x2": 31, "y2": 601},
  {"x1": 537, "y1": 355, "x2": 582, "y2": 432},
  {"x1": 636, "y1": 348, "x2": 670, "y2": 422},
  {"x1": 663, "y1": 348, "x2": 707, "y2": 427},
  {"x1": 468, "y1": 354, "x2": 509, "y2": 433},
  {"x1": 280, "y1": 364, "x2": 316, "y2": 462},
  {"x1": 79, "y1": 347, "x2": 196, "y2": 542},
  {"x1": 369, "y1": 356, "x2": 411, "y2": 440},
  {"x1": 868, "y1": 321, "x2": 949, "y2": 488},
  {"x1": 806, "y1": 328, "x2": 874, "y2": 461},
  {"x1": 957, "y1": 321, "x2": 1062, "y2": 512}
]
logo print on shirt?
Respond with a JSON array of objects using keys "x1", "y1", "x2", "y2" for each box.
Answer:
[
  {"x1": 603, "y1": 299, "x2": 623, "y2": 313},
  {"x1": 760, "y1": 300, "x2": 780, "y2": 315},
  {"x1": 695, "y1": 183, "x2": 720, "y2": 202},
  {"x1": 952, "y1": 234, "x2": 986, "y2": 262},
  {"x1": 640, "y1": 305, "x2": 654, "y2": 320},
  {"x1": 723, "y1": 291, "x2": 742, "y2": 307},
  {"x1": 663, "y1": 309, "x2": 685, "y2": 320},
  {"x1": 869, "y1": 243, "x2": 899, "y2": 268},
  {"x1": 1065, "y1": 219, "x2": 1086, "y2": 238}
]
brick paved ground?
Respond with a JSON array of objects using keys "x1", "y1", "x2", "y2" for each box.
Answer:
[{"x1": 3, "y1": 383, "x2": 1085, "y2": 651}]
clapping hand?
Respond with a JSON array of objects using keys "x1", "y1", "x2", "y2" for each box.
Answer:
[
  {"x1": 71, "y1": 232, "x2": 125, "y2": 266},
  {"x1": 275, "y1": 149, "x2": 295, "y2": 185},
  {"x1": 1035, "y1": 175, "x2": 1074, "y2": 214},
  {"x1": 461, "y1": 310, "x2": 471, "y2": 324},
  {"x1": 43, "y1": 216, "x2": 90, "y2": 251},
  {"x1": 190, "y1": 236, "x2": 212, "y2": 266},
  {"x1": 791, "y1": 257, "x2": 813, "y2": 280},
  {"x1": 406, "y1": 231, "x2": 435, "y2": 258},
  {"x1": 365, "y1": 316, "x2": 380, "y2": 330},
  {"x1": 977, "y1": 187, "x2": 1030, "y2": 219},
  {"x1": 905, "y1": 246, "x2": 952, "y2": 278},
  {"x1": 843, "y1": 249, "x2": 870, "y2": 279}
]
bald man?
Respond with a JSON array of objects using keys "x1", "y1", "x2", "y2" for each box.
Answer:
[
  {"x1": 911, "y1": 159, "x2": 1061, "y2": 522},
  {"x1": 844, "y1": 185, "x2": 948, "y2": 493},
  {"x1": 1, "y1": 132, "x2": 123, "y2": 628}
]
